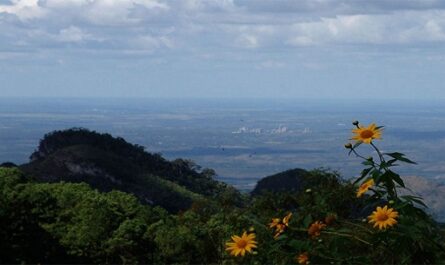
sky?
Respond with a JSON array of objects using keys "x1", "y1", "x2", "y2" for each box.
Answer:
[{"x1": 1, "y1": 0, "x2": 445, "y2": 99}]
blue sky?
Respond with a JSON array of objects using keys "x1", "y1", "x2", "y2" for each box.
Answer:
[{"x1": 1, "y1": 0, "x2": 445, "y2": 99}]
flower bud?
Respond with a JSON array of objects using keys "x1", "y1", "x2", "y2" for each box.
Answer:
[
  {"x1": 344, "y1": 143, "x2": 353, "y2": 149},
  {"x1": 324, "y1": 214, "x2": 337, "y2": 225},
  {"x1": 367, "y1": 156, "x2": 373, "y2": 161},
  {"x1": 249, "y1": 226, "x2": 255, "y2": 232},
  {"x1": 389, "y1": 200, "x2": 395, "y2": 204},
  {"x1": 305, "y1": 189, "x2": 312, "y2": 193},
  {"x1": 352, "y1": 120, "x2": 359, "y2": 126},
  {"x1": 252, "y1": 251, "x2": 258, "y2": 255}
]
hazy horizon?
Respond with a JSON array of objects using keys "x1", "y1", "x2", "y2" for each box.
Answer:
[{"x1": 1, "y1": 97, "x2": 444, "y2": 191}]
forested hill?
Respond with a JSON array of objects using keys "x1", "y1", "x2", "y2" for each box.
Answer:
[
  {"x1": 19, "y1": 128, "x2": 239, "y2": 212},
  {"x1": 1, "y1": 128, "x2": 445, "y2": 264}
]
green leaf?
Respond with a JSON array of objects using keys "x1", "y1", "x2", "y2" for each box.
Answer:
[
  {"x1": 353, "y1": 167, "x2": 372, "y2": 184},
  {"x1": 385, "y1": 152, "x2": 417, "y2": 164},
  {"x1": 389, "y1": 170, "x2": 405, "y2": 188},
  {"x1": 379, "y1": 170, "x2": 405, "y2": 188},
  {"x1": 362, "y1": 160, "x2": 374, "y2": 166},
  {"x1": 303, "y1": 215, "x2": 313, "y2": 228},
  {"x1": 288, "y1": 239, "x2": 307, "y2": 251},
  {"x1": 371, "y1": 169, "x2": 382, "y2": 183},
  {"x1": 386, "y1": 158, "x2": 398, "y2": 167},
  {"x1": 400, "y1": 195, "x2": 428, "y2": 208}
]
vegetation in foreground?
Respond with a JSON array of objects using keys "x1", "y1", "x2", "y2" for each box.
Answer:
[{"x1": 0, "y1": 121, "x2": 444, "y2": 264}]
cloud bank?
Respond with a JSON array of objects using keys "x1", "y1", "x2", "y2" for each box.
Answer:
[
  {"x1": 2, "y1": 0, "x2": 445, "y2": 98},
  {"x1": 2, "y1": 0, "x2": 445, "y2": 54}
]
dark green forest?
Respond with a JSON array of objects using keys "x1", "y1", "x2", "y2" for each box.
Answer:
[{"x1": 1, "y1": 127, "x2": 444, "y2": 264}]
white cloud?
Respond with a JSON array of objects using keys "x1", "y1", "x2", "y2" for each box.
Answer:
[
  {"x1": 2, "y1": 0, "x2": 445, "y2": 57},
  {"x1": 235, "y1": 34, "x2": 258, "y2": 48},
  {"x1": 42, "y1": 0, "x2": 170, "y2": 26},
  {"x1": 131, "y1": 35, "x2": 174, "y2": 51},
  {"x1": 288, "y1": 11, "x2": 445, "y2": 46},
  {"x1": 0, "y1": 0, "x2": 46, "y2": 20},
  {"x1": 57, "y1": 26, "x2": 90, "y2": 43}
]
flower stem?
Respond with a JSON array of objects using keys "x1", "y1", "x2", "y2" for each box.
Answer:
[{"x1": 321, "y1": 231, "x2": 373, "y2": 246}]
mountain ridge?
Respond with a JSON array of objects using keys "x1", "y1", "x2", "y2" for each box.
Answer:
[{"x1": 19, "y1": 128, "x2": 238, "y2": 212}]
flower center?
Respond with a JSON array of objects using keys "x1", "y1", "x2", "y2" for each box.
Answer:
[
  {"x1": 360, "y1": 129, "x2": 374, "y2": 139},
  {"x1": 237, "y1": 239, "x2": 247, "y2": 248},
  {"x1": 376, "y1": 213, "x2": 389, "y2": 222}
]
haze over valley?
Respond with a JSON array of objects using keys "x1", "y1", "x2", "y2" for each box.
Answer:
[{"x1": 2, "y1": 98, "x2": 444, "y2": 192}]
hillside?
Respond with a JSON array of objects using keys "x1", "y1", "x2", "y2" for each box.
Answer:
[
  {"x1": 1, "y1": 127, "x2": 445, "y2": 264},
  {"x1": 20, "y1": 128, "x2": 238, "y2": 212},
  {"x1": 401, "y1": 176, "x2": 445, "y2": 221},
  {"x1": 251, "y1": 168, "x2": 344, "y2": 196}
]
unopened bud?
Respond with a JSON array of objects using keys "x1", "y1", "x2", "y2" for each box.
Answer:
[
  {"x1": 352, "y1": 120, "x2": 359, "y2": 126},
  {"x1": 389, "y1": 200, "x2": 395, "y2": 204},
  {"x1": 325, "y1": 214, "x2": 337, "y2": 225},
  {"x1": 249, "y1": 226, "x2": 255, "y2": 232},
  {"x1": 362, "y1": 218, "x2": 367, "y2": 223},
  {"x1": 344, "y1": 143, "x2": 353, "y2": 149},
  {"x1": 252, "y1": 251, "x2": 258, "y2": 255},
  {"x1": 318, "y1": 239, "x2": 323, "y2": 243},
  {"x1": 305, "y1": 189, "x2": 312, "y2": 193}
]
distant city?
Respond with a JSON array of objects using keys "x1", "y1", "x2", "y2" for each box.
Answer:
[{"x1": 1, "y1": 98, "x2": 445, "y2": 190}]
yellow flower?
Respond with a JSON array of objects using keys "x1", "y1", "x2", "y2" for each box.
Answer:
[
  {"x1": 297, "y1": 252, "x2": 309, "y2": 264},
  {"x1": 269, "y1": 218, "x2": 281, "y2": 228},
  {"x1": 356, "y1": 179, "x2": 375, "y2": 198},
  {"x1": 351, "y1": 123, "x2": 382, "y2": 144},
  {"x1": 225, "y1": 232, "x2": 257, "y2": 257},
  {"x1": 270, "y1": 212, "x2": 292, "y2": 238},
  {"x1": 308, "y1": 221, "x2": 326, "y2": 238},
  {"x1": 283, "y1": 212, "x2": 292, "y2": 226},
  {"x1": 368, "y1": 205, "x2": 398, "y2": 230},
  {"x1": 273, "y1": 224, "x2": 286, "y2": 238}
]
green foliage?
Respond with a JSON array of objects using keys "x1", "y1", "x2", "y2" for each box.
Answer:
[
  {"x1": 1, "y1": 123, "x2": 445, "y2": 264},
  {"x1": 22, "y1": 128, "x2": 240, "y2": 212},
  {"x1": 0, "y1": 168, "x2": 166, "y2": 264}
]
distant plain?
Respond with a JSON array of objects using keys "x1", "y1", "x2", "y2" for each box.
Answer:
[{"x1": 1, "y1": 98, "x2": 444, "y2": 191}]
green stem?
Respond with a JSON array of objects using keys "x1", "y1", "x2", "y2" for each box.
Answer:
[
  {"x1": 370, "y1": 142, "x2": 386, "y2": 168},
  {"x1": 321, "y1": 231, "x2": 373, "y2": 246},
  {"x1": 351, "y1": 148, "x2": 378, "y2": 167},
  {"x1": 370, "y1": 142, "x2": 398, "y2": 198},
  {"x1": 339, "y1": 220, "x2": 374, "y2": 234}
]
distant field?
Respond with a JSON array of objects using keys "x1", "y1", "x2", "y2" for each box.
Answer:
[{"x1": 1, "y1": 98, "x2": 445, "y2": 191}]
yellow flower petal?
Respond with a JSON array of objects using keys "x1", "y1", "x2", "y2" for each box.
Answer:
[
  {"x1": 367, "y1": 205, "x2": 399, "y2": 230},
  {"x1": 226, "y1": 232, "x2": 258, "y2": 257},
  {"x1": 350, "y1": 123, "x2": 383, "y2": 144}
]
